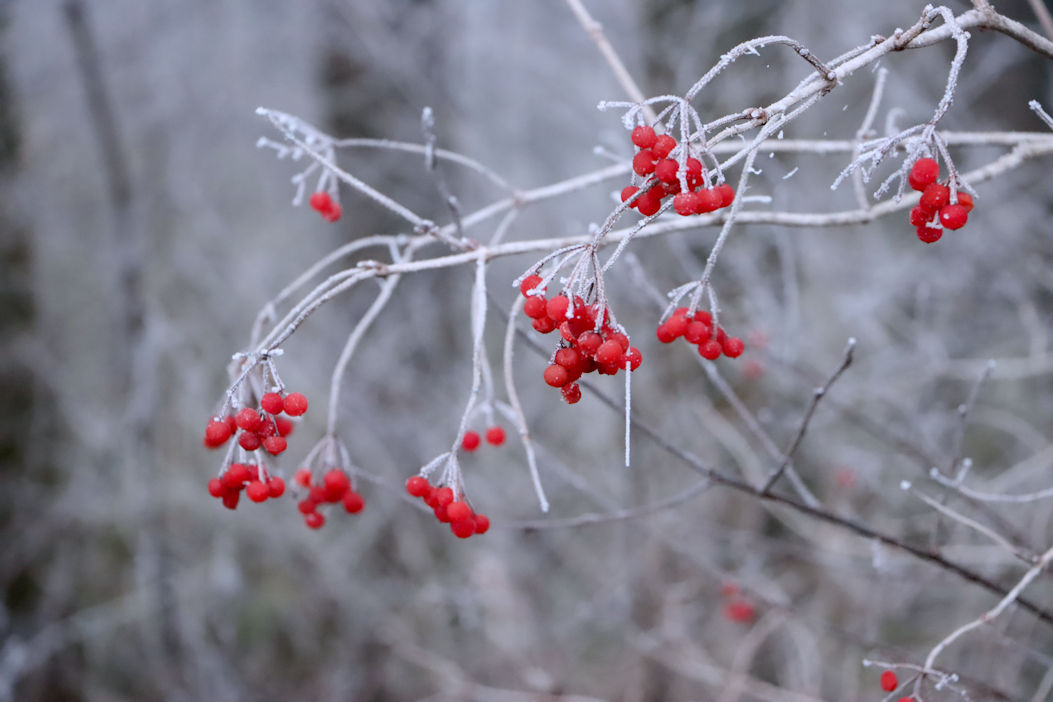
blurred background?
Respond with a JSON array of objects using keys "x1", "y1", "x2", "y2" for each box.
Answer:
[{"x1": 1, "y1": 1, "x2": 1051, "y2": 700}]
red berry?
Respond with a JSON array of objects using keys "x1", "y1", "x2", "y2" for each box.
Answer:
[
  {"x1": 309, "y1": 191, "x2": 332, "y2": 212},
  {"x1": 274, "y1": 416, "x2": 295, "y2": 437},
  {"x1": 222, "y1": 491, "x2": 240, "y2": 510},
  {"x1": 673, "y1": 192, "x2": 699, "y2": 216},
  {"x1": 715, "y1": 183, "x2": 735, "y2": 208},
  {"x1": 474, "y1": 514, "x2": 491, "y2": 534},
  {"x1": 246, "y1": 480, "x2": 269, "y2": 503},
  {"x1": 625, "y1": 347, "x2": 642, "y2": 371},
  {"x1": 699, "y1": 339, "x2": 723, "y2": 360},
  {"x1": 283, "y1": 392, "x2": 309, "y2": 416},
  {"x1": 406, "y1": 476, "x2": 430, "y2": 497},
  {"x1": 554, "y1": 347, "x2": 582, "y2": 370},
  {"x1": 909, "y1": 205, "x2": 933, "y2": 227},
  {"x1": 294, "y1": 467, "x2": 312, "y2": 487},
  {"x1": 238, "y1": 432, "x2": 261, "y2": 451},
  {"x1": 695, "y1": 188, "x2": 721, "y2": 214},
  {"x1": 523, "y1": 295, "x2": 548, "y2": 319},
  {"x1": 532, "y1": 316, "x2": 556, "y2": 334},
  {"x1": 267, "y1": 476, "x2": 286, "y2": 498},
  {"x1": 262, "y1": 436, "x2": 287, "y2": 455},
  {"x1": 632, "y1": 150, "x2": 658, "y2": 176},
  {"x1": 561, "y1": 383, "x2": 582, "y2": 404},
  {"x1": 652, "y1": 134, "x2": 676, "y2": 159},
  {"x1": 520, "y1": 274, "x2": 543, "y2": 297},
  {"x1": 654, "y1": 158, "x2": 679, "y2": 184},
  {"x1": 321, "y1": 203, "x2": 342, "y2": 222},
  {"x1": 684, "y1": 320, "x2": 711, "y2": 344},
  {"x1": 880, "y1": 670, "x2": 898, "y2": 692},
  {"x1": 577, "y1": 331, "x2": 602, "y2": 356},
  {"x1": 235, "y1": 408, "x2": 263, "y2": 432},
  {"x1": 462, "y1": 430, "x2": 481, "y2": 452},
  {"x1": 298, "y1": 498, "x2": 317, "y2": 514},
  {"x1": 433, "y1": 486, "x2": 454, "y2": 507},
  {"x1": 635, "y1": 189, "x2": 662, "y2": 217},
  {"x1": 722, "y1": 337, "x2": 745, "y2": 358},
  {"x1": 342, "y1": 491, "x2": 365, "y2": 514},
  {"x1": 256, "y1": 419, "x2": 276, "y2": 438},
  {"x1": 938, "y1": 204, "x2": 969, "y2": 230},
  {"x1": 485, "y1": 426, "x2": 506, "y2": 445},
  {"x1": 309, "y1": 485, "x2": 328, "y2": 503},
  {"x1": 595, "y1": 340, "x2": 623, "y2": 366},
  {"x1": 724, "y1": 599, "x2": 756, "y2": 623},
  {"x1": 916, "y1": 225, "x2": 943, "y2": 243},
  {"x1": 908, "y1": 158, "x2": 939, "y2": 191},
  {"x1": 207, "y1": 478, "x2": 225, "y2": 498},
  {"x1": 446, "y1": 501, "x2": 473, "y2": 522},
  {"x1": 304, "y1": 512, "x2": 325, "y2": 529},
  {"x1": 919, "y1": 183, "x2": 950, "y2": 211},
  {"x1": 323, "y1": 469, "x2": 350, "y2": 496},
  {"x1": 260, "y1": 392, "x2": 284, "y2": 415},
  {"x1": 204, "y1": 420, "x2": 232, "y2": 448},
  {"x1": 656, "y1": 323, "x2": 677, "y2": 343},
  {"x1": 544, "y1": 364, "x2": 570, "y2": 387},
  {"x1": 620, "y1": 186, "x2": 640, "y2": 207},
  {"x1": 546, "y1": 295, "x2": 569, "y2": 322},
  {"x1": 631, "y1": 125, "x2": 657, "y2": 148},
  {"x1": 956, "y1": 192, "x2": 974, "y2": 211},
  {"x1": 450, "y1": 519, "x2": 476, "y2": 538}
]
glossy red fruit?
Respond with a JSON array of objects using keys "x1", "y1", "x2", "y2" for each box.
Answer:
[
  {"x1": 450, "y1": 519, "x2": 476, "y2": 538},
  {"x1": 673, "y1": 192, "x2": 699, "y2": 216},
  {"x1": 519, "y1": 274, "x2": 543, "y2": 296},
  {"x1": 207, "y1": 478, "x2": 225, "y2": 498},
  {"x1": 238, "y1": 432, "x2": 261, "y2": 451},
  {"x1": 652, "y1": 134, "x2": 676, "y2": 159},
  {"x1": 919, "y1": 183, "x2": 950, "y2": 212},
  {"x1": 544, "y1": 364, "x2": 570, "y2": 387},
  {"x1": 909, "y1": 205, "x2": 932, "y2": 227},
  {"x1": 938, "y1": 204, "x2": 969, "y2": 230},
  {"x1": 485, "y1": 426, "x2": 506, "y2": 446},
  {"x1": 695, "y1": 188, "x2": 721, "y2": 214},
  {"x1": 462, "y1": 430, "x2": 481, "y2": 452},
  {"x1": 632, "y1": 150, "x2": 658, "y2": 176},
  {"x1": 880, "y1": 670, "x2": 898, "y2": 692},
  {"x1": 956, "y1": 191, "x2": 974, "y2": 211},
  {"x1": 309, "y1": 191, "x2": 332, "y2": 212},
  {"x1": 235, "y1": 408, "x2": 263, "y2": 432},
  {"x1": 204, "y1": 420, "x2": 232, "y2": 448},
  {"x1": 722, "y1": 337, "x2": 745, "y2": 358},
  {"x1": 342, "y1": 491, "x2": 365, "y2": 514},
  {"x1": 699, "y1": 339, "x2": 723, "y2": 360},
  {"x1": 654, "y1": 158, "x2": 679, "y2": 184},
  {"x1": 446, "y1": 501, "x2": 473, "y2": 522},
  {"x1": 246, "y1": 480, "x2": 269, "y2": 503},
  {"x1": 631, "y1": 125, "x2": 657, "y2": 148},
  {"x1": 523, "y1": 295, "x2": 547, "y2": 319},
  {"x1": 715, "y1": 183, "x2": 735, "y2": 208},
  {"x1": 283, "y1": 392, "x2": 309, "y2": 416},
  {"x1": 908, "y1": 158, "x2": 939, "y2": 191},
  {"x1": 635, "y1": 189, "x2": 663, "y2": 216},
  {"x1": 474, "y1": 514, "x2": 491, "y2": 534},
  {"x1": 260, "y1": 392, "x2": 284, "y2": 415},
  {"x1": 262, "y1": 436, "x2": 287, "y2": 455},
  {"x1": 620, "y1": 186, "x2": 640, "y2": 207},
  {"x1": 546, "y1": 295, "x2": 569, "y2": 322},
  {"x1": 267, "y1": 476, "x2": 286, "y2": 498},
  {"x1": 916, "y1": 225, "x2": 943, "y2": 243},
  {"x1": 304, "y1": 512, "x2": 325, "y2": 529},
  {"x1": 561, "y1": 383, "x2": 582, "y2": 404},
  {"x1": 406, "y1": 476, "x2": 430, "y2": 497}
]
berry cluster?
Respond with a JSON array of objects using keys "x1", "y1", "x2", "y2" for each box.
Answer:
[
  {"x1": 622, "y1": 125, "x2": 735, "y2": 217},
  {"x1": 519, "y1": 275, "x2": 642, "y2": 404},
  {"x1": 203, "y1": 392, "x2": 309, "y2": 456},
  {"x1": 308, "y1": 191, "x2": 342, "y2": 222},
  {"x1": 907, "y1": 158, "x2": 974, "y2": 243},
  {"x1": 293, "y1": 467, "x2": 365, "y2": 529},
  {"x1": 208, "y1": 463, "x2": 286, "y2": 510},
  {"x1": 405, "y1": 476, "x2": 490, "y2": 539},
  {"x1": 462, "y1": 426, "x2": 506, "y2": 452},
  {"x1": 656, "y1": 307, "x2": 744, "y2": 360}
]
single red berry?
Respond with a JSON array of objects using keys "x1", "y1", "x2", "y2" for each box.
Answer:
[
  {"x1": 474, "y1": 513, "x2": 491, "y2": 534},
  {"x1": 908, "y1": 158, "x2": 939, "y2": 191},
  {"x1": 724, "y1": 599, "x2": 756, "y2": 623},
  {"x1": 625, "y1": 347, "x2": 643, "y2": 371},
  {"x1": 433, "y1": 486, "x2": 454, "y2": 507},
  {"x1": 722, "y1": 337, "x2": 745, "y2": 358},
  {"x1": 262, "y1": 435, "x2": 287, "y2": 455},
  {"x1": 224, "y1": 414, "x2": 238, "y2": 435},
  {"x1": 683, "y1": 320, "x2": 711, "y2": 344},
  {"x1": 260, "y1": 392, "x2": 284, "y2": 415},
  {"x1": 673, "y1": 192, "x2": 699, "y2": 216},
  {"x1": 223, "y1": 463, "x2": 248, "y2": 487},
  {"x1": 255, "y1": 419, "x2": 276, "y2": 438},
  {"x1": 554, "y1": 347, "x2": 582, "y2": 370},
  {"x1": 298, "y1": 498, "x2": 317, "y2": 514},
  {"x1": 246, "y1": 480, "x2": 269, "y2": 503},
  {"x1": 450, "y1": 519, "x2": 476, "y2": 538},
  {"x1": 631, "y1": 125, "x2": 657, "y2": 148},
  {"x1": 235, "y1": 408, "x2": 263, "y2": 432},
  {"x1": 699, "y1": 339, "x2": 723, "y2": 360},
  {"x1": 880, "y1": 670, "x2": 899, "y2": 692},
  {"x1": 304, "y1": 512, "x2": 325, "y2": 529},
  {"x1": 207, "y1": 478, "x2": 225, "y2": 498},
  {"x1": 620, "y1": 186, "x2": 640, "y2": 208},
  {"x1": 309, "y1": 191, "x2": 332, "y2": 212},
  {"x1": 544, "y1": 364, "x2": 570, "y2": 387},
  {"x1": 433, "y1": 504, "x2": 450, "y2": 523},
  {"x1": 652, "y1": 134, "x2": 676, "y2": 159},
  {"x1": 283, "y1": 392, "x2": 308, "y2": 416},
  {"x1": 462, "y1": 430, "x2": 481, "y2": 452},
  {"x1": 635, "y1": 189, "x2": 663, "y2": 216},
  {"x1": 916, "y1": 225, "x2": 943, "y2": 243},
  {"x1": 222, "y1": 491, "x2": 240, "y2": 510},
  {"x1": 695, "y1": 188, "x2": 721, "y2": 214},
  {"x1": 909, "y1": 205, "x2": 933, "y2": 227},
  {"x1": 938, "y1": 204, "x2": 969, "y2": 230},
  {"x1": 342, "y1": 491, "x2": 365, "y2": 514},
  {"x1": 685, "y1": 158, "x2": 703, "y2": 187},
  {"x1": 577, "y1": 332, "x2": 602, "y2": 356},
  {"x1": 596, "y1": 340, "x2": 623, "y2": 365},
  {"x1": 919, "y1": 183, "x2": 950, "y2": 211},
  {"x1": 294, "y1": 467, "x2": 312, "y2": 487},
  {"x1": 523, "y1": 295, "x2": 548, "y2": 319},
  {"x1": 519, "y1": 274, "x2": 543, "y2": 297},
  {"x1": 654, "y1": 158, "x2": 679, "y2": 184},
  {"x1": 956, "y1": 192, "x2": 974, "y2": 211},
  {"x1": 274, "y1": 416, "x2": 295, "y2": 437},
  {"x1": 446, "y1": 501, "x2": 473, "y2": 522},
  {"x1": 561, "y1": 383, "x2": 582, "y2": 404},
  {"x1": 204, "y1": 420, "x2": 232, "y2": 448},
  {"x1": 238, "y1": 432, "x2": 261, "y2": 451},
  {"x1": 632, "y1": 150, "x2": 658, "y2": 176},
  {"x1": 406, "y1": 476, "x2": 430, "y2": 498},
  {"x1": 309, "y1": 485, "x2": 328, "y2": 503},
  {"x1": 267, "y1": 476, "x2": 286, "y2": 498},
  {"x1": 546, "y1": 295, "x2": 570, "y2": 322},
  {"x1": 532, "y1": 316, "x2": 556, "y2": 334},
  {"x1": 323, "y1": 469, "x2": 350, "y2": 496},
  {"x1": 656, "y1": 323, "x2": 677, "y2": 343},
  {"x1": 485, "y1": 426, "x2": 506, "y2": 445},
  {"x1": 321, "y1": 203, "x2": 342, "y2": 222},
  {"x1": 715, "y1": 183, "x2": 735, "y2": 208}
]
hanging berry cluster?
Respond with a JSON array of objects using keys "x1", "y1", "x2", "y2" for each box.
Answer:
[
  {"x1": 621, "y1": 125, "x2": 735, "y2": 217},
  {"x1": 906, "y1": 158, "x2": 974, "y2": 243},
  {"x1": 293, "y1": 467, "x2": 365, "y2": 530},
  {"x1": 203, "y1": 391, "x2": 308, "y2": 456},
  {"x1": 519, "y1": 274, "x2": 642, "y2": 405},
  {"x1": 655, "y1": 307, "x2": 744, "y2": 360},
  {"x1": 208, "y1": 463, "x2": 287, "y2": 511},
  {"x1": 462, "y1": 426, "x2": 506, "y2": 452},
  {"x1": 308, "y1": 191, "x2": 342, "y2": 222},
  {"x1": 405, "y1": 476, "x2": 491, "y2": 539}
]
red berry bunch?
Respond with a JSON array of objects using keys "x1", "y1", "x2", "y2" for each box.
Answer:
[
  {"x1": 203, "y1": 391, "x2": 307, "y2": 456},
  {"x1": 519, "y1": 274, "x2": 642, "y2": 404},
  {"x1": 308, "y1": 191, "x2": 342, "y2": 222},
  {"x1": 207, "y1": 463, "x2": 286, "y2": 511},
  {"x1": 293, "y1": 467, "x2": 365, "y2": 530},
  {"x1": 622, "y1": 125, "x2": 735, "y2": 217},
  {"x1": 907, "y1": 158, "x2": 975, "y2": 243},
  {"x1": 655, "y1": 307, "x2": 745, "y2": 360},
  {"x1": 461, "y1": 426, "x2": 506, "y2": 452},
  {"x1": 405, "y1": 476, "x2": 490, "y2": 539}
]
